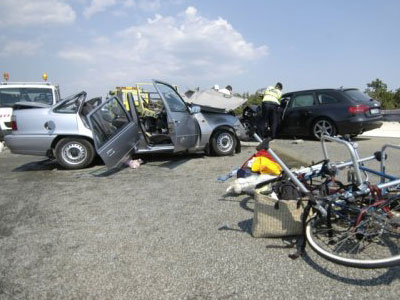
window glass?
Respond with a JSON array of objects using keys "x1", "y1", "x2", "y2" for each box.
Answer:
[
  {"x1": 291, "y1": 94, "x2": 315, "y2": 108},
  {"x1": 344, "y1": 89, "x2": 372, "y2": 103},
  {"x1": 317, "y1": 93, "x2": 339, "y2": 104},
  {"x1": 155, "y1": 82, "x2": 187, "y2": 112},
  {"x1": 0, "y1": 88, "x2": 54, "y2": 107},
  {"x1": 90, "y1": 98, "x2": 129, "y2": 148},
  {"x1": 54, "y1": 93, "x2": 85, "y2": 114}
]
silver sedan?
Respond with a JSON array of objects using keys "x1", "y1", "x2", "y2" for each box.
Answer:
[{"x1": 5, "y1": 80, "x2": 246, "y2": 169}]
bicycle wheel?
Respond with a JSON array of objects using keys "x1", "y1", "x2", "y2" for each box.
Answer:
[{"x1": 306, "y1": 199, "x2": 400, "y2": 268}]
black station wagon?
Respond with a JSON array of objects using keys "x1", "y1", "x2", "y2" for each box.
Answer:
[{"x1": 279, "y1": 88, "x2": 383, "y2": 139}]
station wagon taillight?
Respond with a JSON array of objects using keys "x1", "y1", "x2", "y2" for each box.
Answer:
[{"x1": 348, "y1": 105, "x2": 370, "y2": 114}]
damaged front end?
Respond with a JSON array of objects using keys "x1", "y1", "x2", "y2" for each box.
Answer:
[{"x1": 183, "y1": 88, "x2": 249, "y2": 141}]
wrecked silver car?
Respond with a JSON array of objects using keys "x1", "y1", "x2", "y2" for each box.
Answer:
[{"x1": 6, "y1": 80, "x2": 247, "y2": 169}]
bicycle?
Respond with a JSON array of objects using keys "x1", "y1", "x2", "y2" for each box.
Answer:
[{"x1": 254, "y1": 134, "x2": 400, "y2": 268}]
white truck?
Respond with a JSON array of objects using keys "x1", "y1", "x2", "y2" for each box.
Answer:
[{"x1": 0, "y1": 74, "x2": 61, "y2": 140}]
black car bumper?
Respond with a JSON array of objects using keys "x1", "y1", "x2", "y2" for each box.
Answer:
[{"x1": 337, "y1": 117, "x2": 383, "y2": 135}]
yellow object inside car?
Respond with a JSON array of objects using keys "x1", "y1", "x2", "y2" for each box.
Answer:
[{"x1": 109, "y1": 85, "x2": 156, "y2": 118}]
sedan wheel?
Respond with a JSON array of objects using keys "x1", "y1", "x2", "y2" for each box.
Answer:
[
  {"x1": 312, "y1": 119, "x2": 336, "y2": 139},
  {"x1": 55, "y1": 138, "x2": 95, "y2": 169},
  {"x1": 211, "y1": 130, "x2": 237, "y2": 156}
]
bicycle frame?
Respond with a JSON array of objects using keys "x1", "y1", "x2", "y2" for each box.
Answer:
[
  {"x1": 380, "y1": 144, "x2": 400, "y2": 184},
  {"x1": 254, "y1": 133, "x2": 400, "y2": 197},
  {"x1": 253, "y1": 134, "x2": 400, "y2": 267}
]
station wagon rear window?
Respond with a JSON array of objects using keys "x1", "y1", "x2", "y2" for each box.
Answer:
[
  {"x1": 0, "y1": 88, "x2": 53, "y2": 107},
  {"x1": 317, "y1": 93, "x2": 339, "y2": 104},
  {"x1": 344, "y1": 89, "x2": 372, "y2": 103}
]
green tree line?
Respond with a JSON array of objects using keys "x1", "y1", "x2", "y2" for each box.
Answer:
[
  {"x1": 234, "y1": 79, "x2": 400, "y2": 115},
  {"x1": 365, "y1": 79, "x2": 400, "y2": 110}
]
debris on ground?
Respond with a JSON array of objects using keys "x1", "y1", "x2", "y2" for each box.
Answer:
[
  {"x1": 219, "y1": 149, "x2": 281, "y2": 195},
  {"x1": 226, "y1": 174, "x2": 276, "y2": 195},
  {"x1": 126, "y1": 158, "x2": 144, "y2": 169},
  {"x1": 291, "y1": 139, "x2": 304, "y2": 144},
  {"x1": 217, "y1": 168, "x2": 239, "y2": 182}
]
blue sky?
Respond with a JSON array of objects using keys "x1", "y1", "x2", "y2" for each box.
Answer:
[{"x1": 0, "y1": 0, "x2": 399, "y2": 97}]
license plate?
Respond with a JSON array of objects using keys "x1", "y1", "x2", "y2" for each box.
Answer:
[{"x1": 370, "y1": 108, "x2": 380, "y2": 114}]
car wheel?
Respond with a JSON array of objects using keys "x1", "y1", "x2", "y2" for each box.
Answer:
[
  {"x1": 312, "y1": 118, "x2": 336, "y2": 140},
  {"x1": 211, "y1": 130, "x2": 237, "y2": 156},
  {"x1": 55, "y1": 138, "x2": 95, "y2": 169}
]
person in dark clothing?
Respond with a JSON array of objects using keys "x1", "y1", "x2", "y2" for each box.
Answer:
[{"x1": 260, "y1": 82, "x2": 283, "y2": 139}]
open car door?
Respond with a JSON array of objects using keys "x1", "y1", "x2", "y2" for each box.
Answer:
[
  {"x1": 87, "y1": 96, "x2": 140, "y2": 169},
  {"x1": 154, "y1": 80, "x2": 199, "y2": 152}
]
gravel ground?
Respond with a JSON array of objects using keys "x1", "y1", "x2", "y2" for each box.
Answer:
[{"x1": 0, "y1": 142, "x2": 399, "y2": 300}]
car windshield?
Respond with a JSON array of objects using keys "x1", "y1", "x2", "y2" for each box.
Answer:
[
  {"x1": 344, "y1": 89, "x2": 372, "y2": 103},
  {"x1": 0, "y1": 87, "x2": 54, "y2": 107}
]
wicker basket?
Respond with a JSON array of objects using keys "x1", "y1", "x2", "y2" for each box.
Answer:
[{"x1": 252, "y1": 184, "x2": 305, "y2": 238}]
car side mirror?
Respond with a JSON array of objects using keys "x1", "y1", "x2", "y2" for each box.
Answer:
[{"x1": 190, "y1": 105, "x2": 201, "y2": 114}]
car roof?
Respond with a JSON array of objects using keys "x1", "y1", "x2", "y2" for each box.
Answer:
[
  {"x1": 0, "y1": 83, "x2": 55, "y2": 89},
  {"x1": 283, "y1": 88, "x2": 359, "y2": 96}
]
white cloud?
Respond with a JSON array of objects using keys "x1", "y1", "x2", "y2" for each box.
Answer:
[
  {"x1": 58, "y1": 6, "x2": 267, "y2": 91},
  {"x1": 0, "y1": 0, "x2": 76, "y2": 26},
  {"x1": 0, "y1": 40, "x2": 42, "y2": 57},
  {"x1": 84, "y1": 0, "x2": 161, "y2": 17},
  {"x1": 83, "y1": 0, "x2": 118, "y2": 18},
  {"x1": 137, "y1": 0, "x2": 160, "y2": 12},
  {"x1": 58, "y1": 49, "x2": 95, "y2": 62}
]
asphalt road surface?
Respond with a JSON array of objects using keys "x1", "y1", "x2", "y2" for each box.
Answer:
[{"x1": 0, "y1": 137, "x2": 399, "y2": 299}]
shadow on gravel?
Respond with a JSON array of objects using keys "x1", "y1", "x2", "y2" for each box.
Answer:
[
  {"x1": 11, "y1": 153, "x2": 205, "y2": 175},
  {"x1": 138, "y1": 152, "x2": 205, "y2": 169},
  {"x1": 218, "y1": 219, "x2": 253, "y2": 235},
  {"x1": 301, "y1": 251, "x2": 400, "y2": 285},
  {"x1": 12, "y1": 158, "x2": 59, "y2": 171},
  {"x1": 218, "y1": 196, "x2": 254, "y2": 235}
]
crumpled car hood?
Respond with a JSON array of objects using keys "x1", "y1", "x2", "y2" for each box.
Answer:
[{"x1": 183, "y1": 89, "x2": 247, "y2": 113}]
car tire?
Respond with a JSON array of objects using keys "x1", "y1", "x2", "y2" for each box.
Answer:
[
  {"x1": 311, "y1": 118, "x2": 336, "y2": 140},
  {"x1": 55, "y1": 138, "x2": 95, "y2": 169},
  {"x1": 211, "y1": 130, "x2": 237, "y2": 156}
]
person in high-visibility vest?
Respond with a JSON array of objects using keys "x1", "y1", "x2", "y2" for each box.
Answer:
[{"x1": 260, "y1": 82, "x2": 283, "y2": 139}]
